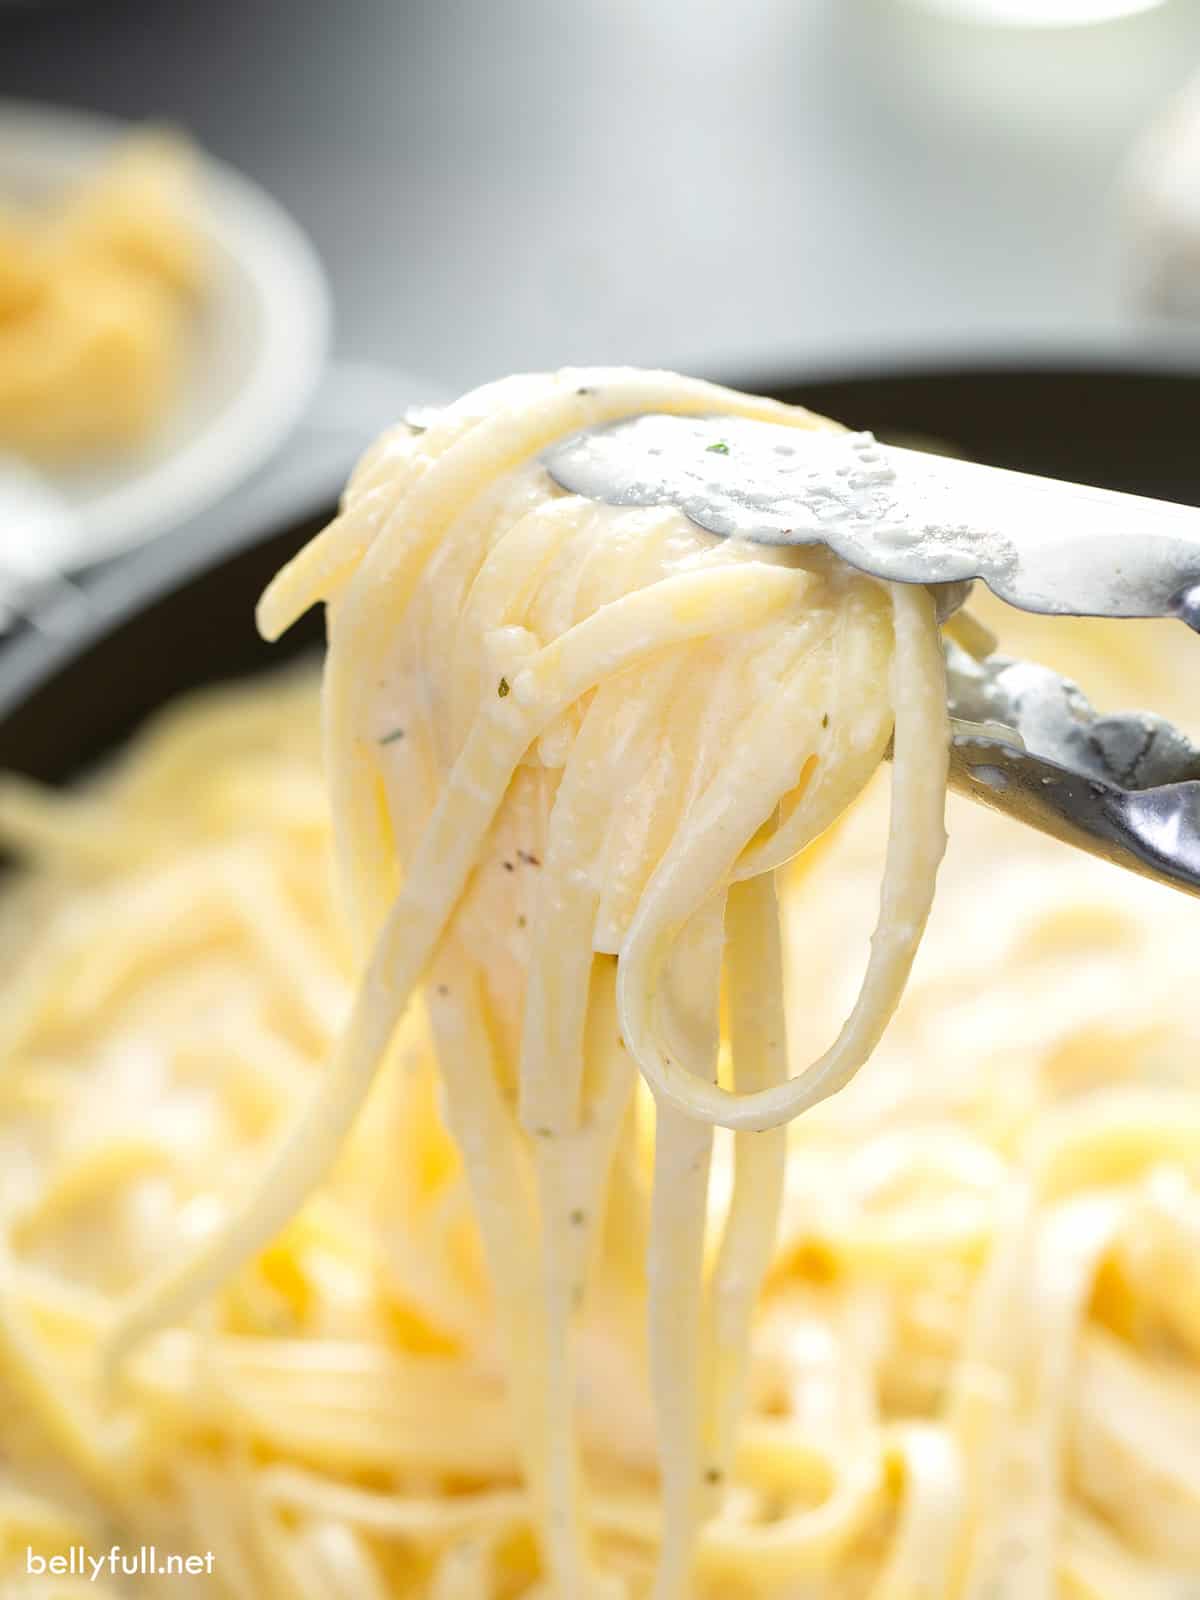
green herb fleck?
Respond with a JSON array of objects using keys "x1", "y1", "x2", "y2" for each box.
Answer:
[
  {"x1": 498, "y1": 676, "x2": 511, "y2": 698},
  {"x1": 569, "y1": 1209, "x2": 586, "y2": 1227},
  {"x1": 821, "y1": 713, "x2": 830, "y2": 729},
  {"x1": 379, "y1": 727, "x2": 406, "y2": 745},
  {"x1": 517, "y1": 914, "x2": 527, "y2": 929},
  {"x1": 706, "y1": 440, "x2": 730, "y2": 455},
  {"x1": 534, "y1": 1126, "x2": 554, "y2": 1140},
  {"x1": 704, "y1": 1467, "x2": 724, "y2": 1485}
]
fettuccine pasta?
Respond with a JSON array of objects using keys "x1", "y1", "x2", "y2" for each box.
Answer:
[{"x1": 1, "y1": 370, "x2": 1198, "y2": 1599}]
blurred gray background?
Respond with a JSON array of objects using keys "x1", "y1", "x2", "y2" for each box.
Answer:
[{"x1": 5, "y1": 0, "x2": 1200, "y2": 389}]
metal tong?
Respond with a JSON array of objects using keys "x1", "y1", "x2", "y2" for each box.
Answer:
[{"x1": 542, "y1": 413, "x2": 1200, "y2": 899}]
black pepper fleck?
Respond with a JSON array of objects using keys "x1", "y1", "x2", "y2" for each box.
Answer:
[
  {"x1": 498, "y1": 677, "x2": 511, "y2": 698},
  {"x1": 821, "y1": 713, "x2": 830, "y2": 729}
]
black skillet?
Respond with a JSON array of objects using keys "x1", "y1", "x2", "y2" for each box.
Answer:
[{"x1": 1, "y1": 362, "x2": 1198, "y2": 787}]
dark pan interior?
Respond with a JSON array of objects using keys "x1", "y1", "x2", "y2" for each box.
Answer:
[
  {"x1": 0, "y1": 459, "x2": 350, "y2": 788},
  {"x1": 1, "y1": 363, "x2": 1198, "y2": 789},
  {"x1": 764, "y1": 364, "x2": 1200, "y2": 504}
]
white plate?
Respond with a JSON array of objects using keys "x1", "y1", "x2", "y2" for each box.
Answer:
[{"x1": 0, "y1": 101, "x2": 331, "y2": 572}]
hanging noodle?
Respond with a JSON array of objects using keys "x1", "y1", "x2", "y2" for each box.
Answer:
[{"x1": 2, "y1": 369, "x2": 1199, "y2": 1598}]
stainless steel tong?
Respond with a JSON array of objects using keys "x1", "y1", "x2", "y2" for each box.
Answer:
[{"x1": 541, "y1": 412, "x2": 1200, "y2": 899}]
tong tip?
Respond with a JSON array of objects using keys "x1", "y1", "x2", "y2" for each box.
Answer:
[{"x1": 1173, "y1": 582, "x2": 1200, "y2": 635}]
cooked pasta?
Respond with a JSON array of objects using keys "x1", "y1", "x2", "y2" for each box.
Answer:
[
  {"x1": 1, "y1": 369, "x2": 1198, "y2": 1599},
  {"x1": 0, "y1": 131, "x2": 204, "y2": 459}
]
